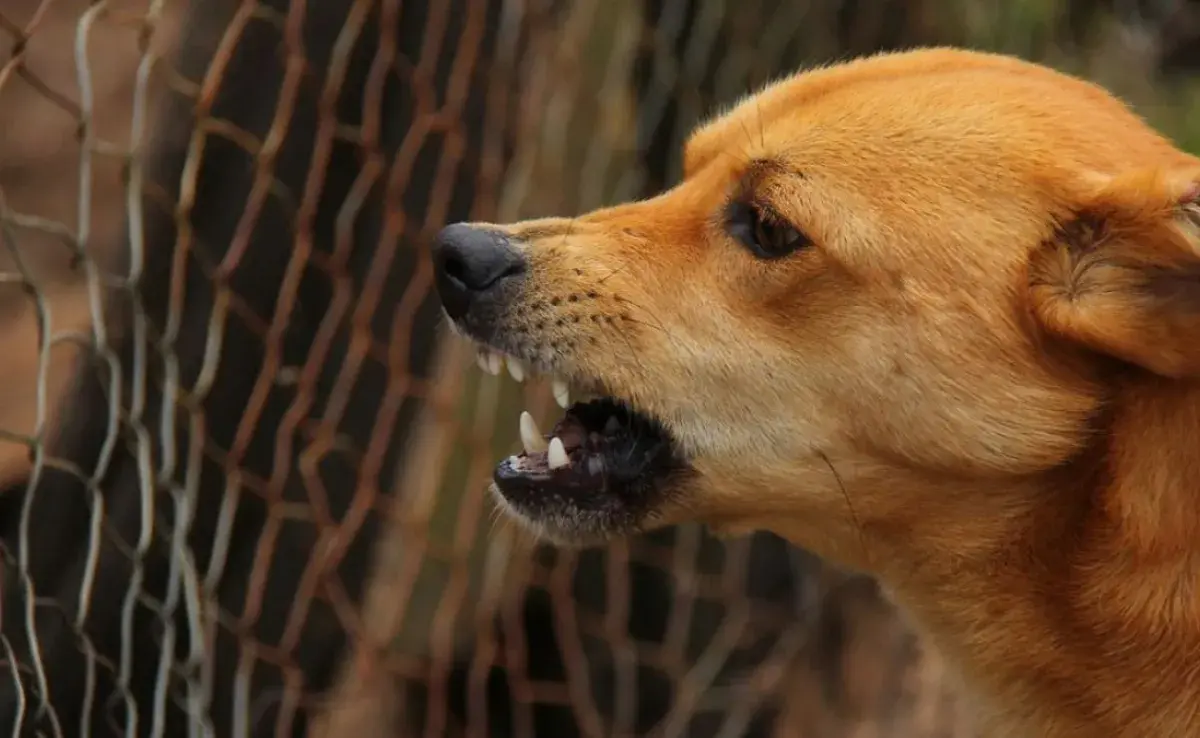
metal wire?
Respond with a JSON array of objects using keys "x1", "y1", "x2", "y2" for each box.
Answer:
[{"x1": 0, "y1": 0, "x2": 1196, "y2": 735}]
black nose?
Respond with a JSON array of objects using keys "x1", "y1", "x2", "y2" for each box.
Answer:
[{"x1": 432, "y1": 223, "x2": 527, "y2": 321}]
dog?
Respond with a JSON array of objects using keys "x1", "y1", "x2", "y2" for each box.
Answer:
[{"x1": 431, "y1": 47, "x2": 1200, "y2": 737}]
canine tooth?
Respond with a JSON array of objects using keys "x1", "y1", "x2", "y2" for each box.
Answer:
[
  {"x1": 476, "y1": 352, "x2": 491, "y2": 374},
  {"x1": 551, "y1": 378, "x2": 570, "y2": 409},
  {"x1": 586, "y1": 455, "x2": 605, "y2": 476},
  {"x1": 519, "y1": 411, "x2": 547, "y2": 454},
  {"x1": 507, "y1": 357, "x2": 526, "y2": 382},
  {"x1": 547, "y1": 437, "x2": 570, "y2": 469},
  {"x1": 604, "y1": 416, "x2": 621, "y2": 434}
]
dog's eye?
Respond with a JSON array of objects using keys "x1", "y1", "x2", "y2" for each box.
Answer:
[{"x1": 728, "y1": 202, "x2": 810, "y2": 259}]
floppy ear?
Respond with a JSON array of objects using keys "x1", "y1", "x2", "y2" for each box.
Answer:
[{"x1": 1028, "y1": 167, "x2": 1200, "y2": 378}]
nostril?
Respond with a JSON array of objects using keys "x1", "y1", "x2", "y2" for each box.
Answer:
[{"x1": 441, "y1": 250, "x2": 470, "y2": 287}]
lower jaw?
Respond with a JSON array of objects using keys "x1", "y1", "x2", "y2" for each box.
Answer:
[
  {"x1": 488, "y1": 399, "x2": 685, "y2": 541},
  {"x1": 488, "y1": 485, "x2": 643, "y2": 546}
]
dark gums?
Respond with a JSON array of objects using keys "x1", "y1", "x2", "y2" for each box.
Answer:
[{"x1": 492, "y1": 398, "x2": 679, "y2": 513}]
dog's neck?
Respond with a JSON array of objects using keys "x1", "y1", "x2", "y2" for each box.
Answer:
[{"x1": 794, "y1": 379, "x2": 1200, "y2": 737}]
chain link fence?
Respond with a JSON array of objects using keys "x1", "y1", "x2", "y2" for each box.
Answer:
[{"x1": 0, "y1": 0, "x2": 1197, "y2": 735}]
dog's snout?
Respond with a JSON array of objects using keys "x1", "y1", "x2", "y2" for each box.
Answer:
[{"x1": 433, "y1": 223, "x2": 526, "y2": 320}]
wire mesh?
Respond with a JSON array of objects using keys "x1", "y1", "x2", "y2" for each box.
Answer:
[{"x1": 0, "y1": 0, "x2": 1197, "y2": 736}]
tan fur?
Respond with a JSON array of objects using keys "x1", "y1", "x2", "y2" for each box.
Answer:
[{"x1": 471, "y1": 48, "x2": 1200, "y2": 736}]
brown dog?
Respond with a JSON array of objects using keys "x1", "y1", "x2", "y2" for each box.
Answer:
[{"x1": 431, "y1": 48, "x2": 1200, "y2": 737}]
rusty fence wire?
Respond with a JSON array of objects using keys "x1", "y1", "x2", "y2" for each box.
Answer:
[{"x1": 0, "y1": 0, "x2": 1198, "y2": 736}]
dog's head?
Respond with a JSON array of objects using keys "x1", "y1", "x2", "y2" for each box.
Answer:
[{"x1": 432, "y1": 48, "x2": 1200, "y2": 558}]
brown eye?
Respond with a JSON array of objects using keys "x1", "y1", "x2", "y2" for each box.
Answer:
[{"x1": 727, "y1": 202, "x2": 810, "y2": 259}]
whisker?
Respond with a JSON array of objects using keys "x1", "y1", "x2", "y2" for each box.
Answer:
[
  {"x1": 817, "y1": 450, "x2": 870, "y2": 567},
  {"x1": 756, "y1": 97, "x2": 766, "y2": 149},
  {"x1": 736, "y1": 115, "x2": 758, "y2": 160},
  {"x1": 558, "y1": 217, "x2": 577, "y2": 250},
  {"x1": 597, "y1": 263, "x2": 629, "y2": 284}
]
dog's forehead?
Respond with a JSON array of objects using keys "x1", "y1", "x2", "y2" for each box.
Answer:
[
  {"x1": 684, "y1": 48, "x2": 1181, "y2": 188},
  {"x1": 686, "y1": 50, "x2": 1027, "y2": 173}
]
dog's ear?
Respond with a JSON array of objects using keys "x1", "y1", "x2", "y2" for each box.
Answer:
[{"x1": 1028, "y1": 168, "x2": 1200, "y2": 378}]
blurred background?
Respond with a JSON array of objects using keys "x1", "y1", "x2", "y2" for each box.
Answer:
[{"x1": 0, "y1": 0, "x2": 1197, "y2": 735}]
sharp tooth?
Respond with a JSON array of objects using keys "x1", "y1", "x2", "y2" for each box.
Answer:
[
  {"x1": 519, "y1": 411, "x2": 548, "y2": 454},
  {"x1": 547, "y1": 437, "x2": 570, "y2": 469},
  {"x1": 486, "y1": 352, "x2": 503, "y2": 376},
  {"x1": 507, "y1": 357, "x2": 526, "y2": 382},
  {"x1": 586, "y1": 455, "x2": 605, "y2": 476},
  {"x1": 604, "y1": 416, "x2": 621, "y2": 434},
  {"x1": 476, "y1": 352, "x2": 491, "y2": 374},
  {"x1": 551, "y1": 378, "x2": 570, "y2": 409}
]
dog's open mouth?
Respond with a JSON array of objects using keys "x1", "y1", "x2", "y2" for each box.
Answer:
[{"x1": 474, "y1": 348, "x2": 686, "y2": 528}]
